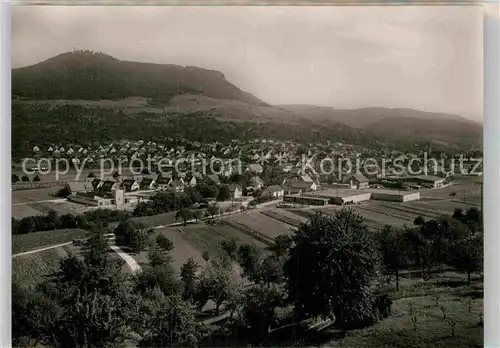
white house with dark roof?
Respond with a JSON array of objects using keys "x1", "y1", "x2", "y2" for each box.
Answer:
[
  {"x1": 344, "y1": 174, "x2": 369, "y2": 189},
  {"x1": 261, "y1": 185, "x2": 284, "y2": 198}
]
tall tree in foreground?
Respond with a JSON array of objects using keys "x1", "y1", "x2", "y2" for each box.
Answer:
[
  {"x1": 139, "y1": 293, "x2": 200, "y2": 347},
  {"x1": 284, "y1": 210, "x2": 379, "y2": 330},
  {"x1": 377, "y1": 225, "x2": 408, "y2": 291},
  {"x1": 447, "y1": 233, "x2": 483, "y2": 284},
  {"x1": 114, "y1": 220, "x2": 151, "y2": 253},
  {"x1": 197, "y1": 254, "x2": 239, "y2": 315},
  {"x1": 237, "y1": 243, "x2": 262, "y2": 282},
  {"x1": 34, "y1": 229, "x2": 136, "y2": 347},
  {"x1": 238, "y1": 286, "x2": 285, "y2": 338},
  {"x1": 180, "y1": 257, "x2": 199, "y2": 300}
]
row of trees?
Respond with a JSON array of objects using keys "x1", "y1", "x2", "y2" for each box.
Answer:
[
  {"x1": 12, "y1": 209, "x2": 132, "y2": 235},
  {"x1": 382, "y1": 207, "x2": 483, "y2": 289},
  {"x1": 12, "y1": 174, "x2": 40, "y2": 183}
]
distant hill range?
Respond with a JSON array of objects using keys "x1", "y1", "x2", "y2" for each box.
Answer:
[{"x1": 12, "y1": 50, "x2": 482, "y2": 149}]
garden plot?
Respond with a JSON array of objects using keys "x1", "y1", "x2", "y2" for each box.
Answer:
[
  {"x1": 404, "y1": 201, "x2": 478, "y2": 216},
  {"x1": 316, "y1": 206, "x2": 409, "y2": 229},
  {"x1": 225, "y1": 212, "x2": 296, "y2": 240},
  {"x1": 374, "y1": 202, "x2": 440, "y2": 220},
  {"x1": 181, "y1": 223, "x2": 268, "y2": 256},
  {"x1": 260, "y1": 210, "x2": 303, "y2": 228}
]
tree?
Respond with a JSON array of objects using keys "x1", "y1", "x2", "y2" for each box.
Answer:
[
  {"x1": 112, "y1": 171, "x2": 120, "y2": 180},
  {"x1": 377, "y1": 225, "x2": 408, "y2": 291},
  {"x1": 30, "y1": 228, "x2": 134, "y2": 347},
  {"x1": 238, "y1": 286, "x2": 284, "y2": 338},
  {"x1": 33, "y1": 174, "x2": 41, "y2": 182},
  {"x1": 202, "y1": 251, "x2": 210, "y2": 262},
  {"x1": 156, "y1": 234, "x2": 174, "y2": 252},
  {"x1": 219, "y1": 237, "x2": 238, "y2": 261},
  {"x1": 271, "y1": 234, "x2": 293, "y2": 258},
  {"x1": 49, "y1": 290, "x2": 131, "y2": 348},
  {"x1": 87, "y1": 172, "x2": 95, "y2": 179},
  {"x1": 22, "y1": 175, "x2": 30, "y2": 182},
  {"x1": 217, "y1": 184, "x2": 231, "y2": 201},
  {"x1": 12, "y1": 282, "x2": 59, "y2": 347},
  {"x1": 55, "y1": 184, "x2": 72, "y2": 198},
  {"x1": 197, "y1": 182, "x2": 219, "y2": 199},
  {"x1": 148, "y1": 245, "x2": 172, "y2": 267},
  {"x1": 114, "y1": 221, "x2": 151, "y2": 253},
  {"x1": 197, "y1": 254, "x2": 238, "y2": 315},
  {"x1": 176, "y1": 208, "x2": 192, "y2": 226},
  {"x1": 237, "y1": 244, "x2": 262, "y2": 281},
  {"x1": 192, "y1": 209, "x2": 203, "y2": 223},
  {"x1": 134, "y1": 264, "x2": 182, "y2": 297},
  {"x1": 18, "y1": 217, "x2": 36, "y2": 234},
  {"x1": 180, "y1": 258, "x2": 199, "y2": 300},
  {"x1": 284, "y1": 210, "x2": 378, "y2": 329},
  {"x1": 184, "y1": 186, "x2": 203, "y2": 204},
  {"x1": 138, "y1": 294, "x2": 200, "y2": 347},
  {"x1": 259, "y1": 255, "x2": 285, "y2": 287},
  {"x1": 452, "y1": 208, "x2": 464, "y2": 222},
  {"x1": 450, "y1": 192, "x2": 457, "y2": 199},
  {"x1": 12, "y1": 174, "x2": 20, "y2": 184},
  {"x1": 447, "y1": 234, "x2": 483, "y2": 284},
  {"x1": 413, "y1": 216, "x2": 425, "y2": 226},
  {"x1": 464, "y1": 207, "x2": 481, "y2": 224},
  {"x1": 207, "y1": 204, "x2": 219, "y2": 219}
]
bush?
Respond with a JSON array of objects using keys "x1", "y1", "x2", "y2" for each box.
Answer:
[
  {"x1": 114, "y1": 220, "x2": 151, "y2": 253},
  {"x1": 156, "y1": 234, "x2": 174, "y2": 252}
]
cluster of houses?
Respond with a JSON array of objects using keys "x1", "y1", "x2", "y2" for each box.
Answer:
[{"x1": 29, "y1": 138, "x2": 482, "y2": 179}]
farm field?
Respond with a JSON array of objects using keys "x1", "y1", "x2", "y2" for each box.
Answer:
[
  {"x1": 313, "y1": 206, "x2": 401, "y2": 230},
  {"x1": 274, "y1": 208, "x2": 310, "y2": 224},
  {"x1": 134, "y1": 227, "x2": 208, "y2": 272},
  {"x1": 181, "y1": 222, "x2": 268, "y2": 256},
  {"x1": 12, "y1": 247, "x2": 68, "y2": 289},
  {"x1": 12, "y1": 229, "x2": 88, "y2": 254},
  {"x1": 403, "y1": 200, "x2": 479, "y2": 216},
  {"x1": 130, "y1": 211, "x2": 178, "y2": 228},
  {"x1": 12, "y1": 204, "x2": 44, "y2": 219},
  {"x1": 224, "y1": 211, "x2": 296, "y2": 240},
  {"x1": 261, "y1": 209, "x2": 303, "y2": 228},
  {"x1": 12, "y1": 187, "x2": 59, "y2": 204},
  {"x1": 420, "y1": 180, "x2": 481, "y2": 206}
]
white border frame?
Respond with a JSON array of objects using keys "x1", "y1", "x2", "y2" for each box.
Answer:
[
  {"x1": 1, "y1": 0, "x2": 12, "y2": 346},
  {"x1": 483, "y1": 4, "x2": 500, "y2": 348},
  {"x1": 1, "y1": 2, "x2": 499, "y2": 347}
]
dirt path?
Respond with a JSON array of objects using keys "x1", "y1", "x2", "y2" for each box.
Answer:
[
  {"x1": 12, "y1": 242, "x2": 73, "y2": 258},
  {"x1": 108, "y1": 243, "x2": 142, "y2": 274}
]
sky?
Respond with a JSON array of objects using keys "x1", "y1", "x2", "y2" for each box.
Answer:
[{"x1": 12, "y1": 5, "x2": 483, "y2": 121}]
